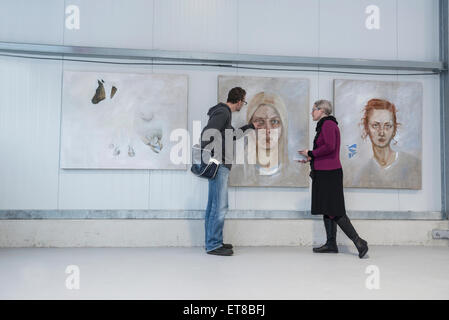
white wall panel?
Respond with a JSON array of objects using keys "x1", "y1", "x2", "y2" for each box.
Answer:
[
  {"x1": 63, "y1": 0, "x2": 153, "y2": 49},
  {"x1": 0, "y1": 0, "x2": 64, "y2": 44},
  {"x1": 397, "y1": 74, "x2": 441, "y2": 211},
  {"x1": 148, "y1": 171, "x2": 207, "y2": 210},
  {"x1": 344, "y1": 189, "x2": 400, "y2": 212},
  {"x1": 318, "y1": 68, "x2": 401, "y2": 211},
  {"x1": 232, "y1": 67, "x2": 318, "y2": 211},
  {"x1": 149, "y1": 65, "x2": 236, "y2": 210},
  {"x1": 58, "y1": 170, "x2": 150, "y2": 209},
  {"x1": 319, "y1": 68, "x2": 440, "y2": 212},
  {"x1": 319, "y1": 0, "x2": 397, "y2": 59},
  {"x1": 57, "y1": 61, "x2": 153, "y2": 210},
  {"x1": 0, "y1": 57, "x2": 62, "y2": 209},
  {"x1": 0, "y1": 0, "x2": 441, "y2": 214},
  {"x1": 235, "y1": 188, "x2": 311, "y2": 211},
  {"x1": 153, "y1": 0, "x2": 238, "y2": 53},
  {"x1": 238, "y1": 0, "x2": 319, "y2": 56},
  {"x1": 397, "y1": 0, "x2": 439, "y2": 61}
]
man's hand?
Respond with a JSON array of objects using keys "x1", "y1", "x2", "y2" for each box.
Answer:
[{"x1": 252, "y1": 120, "x2": 263, "y2": 129}]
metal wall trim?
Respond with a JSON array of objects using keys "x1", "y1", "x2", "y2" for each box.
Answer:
[
  {"x1": 440, "y1": 0, "x2": 449, "y2": 220},
  {"x1": 0, "y1": 41, "x2": 444, "y2": 72},
  {"x1": 0, "y1": 210, "x2": 444, "y2": 220}
]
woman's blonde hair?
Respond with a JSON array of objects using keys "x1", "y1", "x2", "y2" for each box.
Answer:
[
  {"x1": 361, "y1": 98, "x2": 399, "y2": 140},
  {"x1": 246, "y1": 91, "x2": 289, "y2": 164},
  {"x1": 247, "y1": 91, "x2": 288, "y2": 135}
]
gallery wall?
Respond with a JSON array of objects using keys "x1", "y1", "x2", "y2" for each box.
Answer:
[{"x1": 0, "y1": 0, "x2": 442, "y2": 214}]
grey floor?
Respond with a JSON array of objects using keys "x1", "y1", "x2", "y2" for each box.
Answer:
[{"x1": 0, "y1": 246, "x2": 448, "y2": 300}]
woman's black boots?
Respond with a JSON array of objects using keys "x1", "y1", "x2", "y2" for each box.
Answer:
[
  {"x1": 335, "y1": 215, "x2": 369, "y2": 258},
  {"x1": 313, "y1": 215, "x2": 338, "y2": 253}
]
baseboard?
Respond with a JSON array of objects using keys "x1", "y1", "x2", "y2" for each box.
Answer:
[{"x1": 0, "y1": 219, "x2": 448, "y2": 247}]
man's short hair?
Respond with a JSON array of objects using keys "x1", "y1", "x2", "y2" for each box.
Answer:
[
  {"x1": 227, "y1": 87, "x2": 246, "y2": 104},
  {"x1": 314, "y1": 99, "x2": 333, "y2": 115}
]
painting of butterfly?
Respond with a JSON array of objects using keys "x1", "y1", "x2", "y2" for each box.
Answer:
[{"x1": 60, "y1": 70, "x2": 188, "y2": 169}]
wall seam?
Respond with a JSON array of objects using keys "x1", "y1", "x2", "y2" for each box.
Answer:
[
  {"x1": 396, "y1": 0, "x2": 401, "y2": 210},
  {"x1": 148, "y1": 0, "x2": 156, "y2": 210},
  {"x1": 56, "y1": 0, "x2": 67, "y2": 210}
]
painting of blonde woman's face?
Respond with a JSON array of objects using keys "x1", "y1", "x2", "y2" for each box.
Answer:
[
  {"x1": 367, "y1": 109, "x2": 395, "y2": 148},
  {"x1": 251, "y1": 104, "x2": 282, "y2": 150}
]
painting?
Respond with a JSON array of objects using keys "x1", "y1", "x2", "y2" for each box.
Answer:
[
  {"x1": 61, "y1": 71, "x2": 188, "y2": 169},
  {"x1": 218, "y1": 75, "x2": 309, "y2": 187},
  {"x1": 334, "y1": 79, "x2": 422, "y2": 189}
]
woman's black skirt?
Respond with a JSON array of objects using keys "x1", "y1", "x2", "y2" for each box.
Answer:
[{"x1": 311, "y1": 168, "x2": 346, "y2": 216}]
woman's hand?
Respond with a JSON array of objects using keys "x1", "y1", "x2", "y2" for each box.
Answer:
[
  {"x1": 297, "y1": 150, "x2": 311, "y2": 163},
  {"x1": 297, "y1": 157, "x2": 311, "y2": 163}
]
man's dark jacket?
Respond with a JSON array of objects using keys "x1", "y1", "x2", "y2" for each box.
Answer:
[{"x1": 201, "y1": 103, "x2": 255, "y2": 170}]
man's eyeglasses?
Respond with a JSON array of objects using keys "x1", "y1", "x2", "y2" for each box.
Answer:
[{"x1": 242, "y1": 100, "x2": 248, "y2": 105}]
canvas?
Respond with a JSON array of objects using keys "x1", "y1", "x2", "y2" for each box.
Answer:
[
  {"x1": 61, "y1": 71, "x2": 188, "y2": 169},
  {"x1": 334, "y1": 79, "x2": 422, "y2": 189},
  {"x1": 217, "y1": 75, "x2": 309, "y2": 187}
]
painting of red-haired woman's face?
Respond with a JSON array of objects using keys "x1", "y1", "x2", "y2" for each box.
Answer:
[
  {"x1": 367, "y1": 109, "x2": 395, "y2": 148},
  {"x1": 334, "y1": 79, "x2": 422, "y2": 190}
]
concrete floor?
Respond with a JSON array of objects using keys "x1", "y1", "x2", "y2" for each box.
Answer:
[{"x1": 0, "y1": 246, "x2": 448, "y2": 300}]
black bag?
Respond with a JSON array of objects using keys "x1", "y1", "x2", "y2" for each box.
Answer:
[{"x1": 190, "y1": 144, "x2": 220, "y2": 179}]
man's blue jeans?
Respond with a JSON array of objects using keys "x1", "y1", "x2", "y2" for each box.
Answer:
[{"x1": 205, "y1": 165, "x2": 230, "y2": 252}]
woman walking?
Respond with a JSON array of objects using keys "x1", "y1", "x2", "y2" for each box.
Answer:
[{"x1": 299, "y1": 100, "x2": 368, "y2": 258}]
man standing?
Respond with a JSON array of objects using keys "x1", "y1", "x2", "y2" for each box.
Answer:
[{"x1": 201, "y1": 87, "x2": 255, "y2": 256}]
